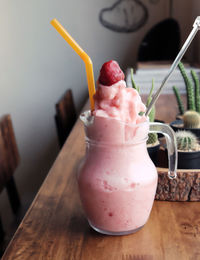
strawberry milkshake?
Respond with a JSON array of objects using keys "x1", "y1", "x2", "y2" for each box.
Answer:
[{"x1": 78, "y1": 61, "x2": 158, "y2": 235}]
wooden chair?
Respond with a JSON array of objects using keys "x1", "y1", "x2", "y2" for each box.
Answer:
[
  {"x1": 0, "y1": 115, "x2": 21, "y2": 241},
  {"x1": 55, "y1": 89, "x2": 77, "y2": 148}
]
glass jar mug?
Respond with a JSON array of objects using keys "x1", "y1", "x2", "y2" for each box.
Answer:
[{"x1": 77, "y1": 111, "x2": 177, "y2": 235}]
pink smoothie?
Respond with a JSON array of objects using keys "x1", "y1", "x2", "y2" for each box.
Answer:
[
  {"x1": 78, "y1": 115, "x2": 157, "y2": 233},
  {"x1": 78, "y1": 62, "x2": 158, "y2": 234}
]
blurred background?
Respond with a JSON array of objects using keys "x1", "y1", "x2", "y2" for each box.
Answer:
[{"x1": 0, "y1": 0, "x2": 200, "y2": 250}]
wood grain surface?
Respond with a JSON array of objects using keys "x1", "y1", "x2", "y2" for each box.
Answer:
[{"x1": 2, "y1": 95, "x2": 200, "y2": 260}]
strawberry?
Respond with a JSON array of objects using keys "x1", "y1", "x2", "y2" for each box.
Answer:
[{"x1": 99, "y1": 60, "x2": 125, "y2": 86}]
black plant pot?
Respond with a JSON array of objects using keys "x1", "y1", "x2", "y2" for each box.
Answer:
[
  {"x1": 161, "y1": 147, "x2": 200, "y2": 169},
  {"x1": 147, "y1": 144, "x2": 160, "y2": 166},
  {"x1": 170, "y1": 120, "x2": 200, "y2": 138},
  {"x1": 178, "y1": 150, "x2": 200, "y2": 169},
  {"x1": 155, "y1": 119, "x2": 165, "y2": 138},
  {"x1": 155, "y1": 119, "x2": 165, "y2": 124},
  {"x1": 176, "y1": 114, "x2": 183, "y2": 120}
]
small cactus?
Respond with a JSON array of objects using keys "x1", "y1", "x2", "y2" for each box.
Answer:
[
  {"x1": 130, "y1": 68, "x2": 140, "y2": 92},
  {"x1": 147, "y1": 133, "x2": 158, "y2": 145},
  {"x1": 183, "y1": 110, "x2": 200, "y2": 129},
  {"x1": 175, "y1": 130, "x2": 198, "y2": 151},
  {"x1": 191, "y1": 69, "x2": 200, "y2": 113},
  {"x1": 178, "y1": 62, "x2": 196, "y2": 111},
  {"x1": 173, "y1": 63, "x2": 200, "y2": 115},
  {"x1": 130, "y1": 70, "x2": 158, "y2": 145},
  {"x1": 146, "y1": 80, "x2": 158, "y2": 145},
  {"x1": 146, "y1": 79, "x2": 155, "y2": 123},
  {"x1": 172, "y1": 86, "x2": 185, "y2": 115}
]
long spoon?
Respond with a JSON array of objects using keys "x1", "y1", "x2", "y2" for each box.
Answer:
[{"x1": 145, "y1": 16, "x2": 200, "y2": 116}]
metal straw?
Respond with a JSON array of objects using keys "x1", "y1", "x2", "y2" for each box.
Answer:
[{"x1": 145, "y1": 16, "x2": 200, "y2": 116}]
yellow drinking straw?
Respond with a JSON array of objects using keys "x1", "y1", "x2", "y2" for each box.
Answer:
[{"x1": 50, "y1": 18, "x2": 96, "y2": 111}]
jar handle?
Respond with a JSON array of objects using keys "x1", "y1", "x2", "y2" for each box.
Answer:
[{"x1": 149, "y1": 122, "x2": 177, "y2": 179}]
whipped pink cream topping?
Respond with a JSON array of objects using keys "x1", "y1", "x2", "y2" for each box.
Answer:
[{"x1": 93, "y1": 80, "x2": 146, "y2": 124}]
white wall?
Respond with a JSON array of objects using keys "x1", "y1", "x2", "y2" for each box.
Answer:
[{"x1": 0, "y1": 0, "x2": 197, "y2": 217}]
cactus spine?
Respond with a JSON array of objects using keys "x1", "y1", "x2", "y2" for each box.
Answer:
[
  {"x1": 191, "y1": 69, "x2": 200, "y2": 113},
  {"x1": 172, "y1": 86, "x2": 185, "y2": 115},
  {"x1": 183, "y1": 110, "x2": 200, "y2": 128},
  {"x1": 175, "y1": 130, "x2": 198, "y2": 151},
  {"x1": 178, "y1": 62, "x2": 196, "y2": 111}
]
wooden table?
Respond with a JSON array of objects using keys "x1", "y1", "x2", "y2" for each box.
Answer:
[{"x1": 2, "y1": 95, "x2": 200, "y2": 260}]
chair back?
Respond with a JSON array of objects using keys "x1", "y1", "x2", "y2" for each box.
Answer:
[
  {"x1": 55, "y1": 89, "x2": 77, "y2": 147},
  {"x1": 0, "y1": 115, "x2": 20, "y2": 192}
]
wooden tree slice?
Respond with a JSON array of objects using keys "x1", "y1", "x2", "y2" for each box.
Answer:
[{"x1": 156, "y1": 168, "x2": 200, "y2": 201}]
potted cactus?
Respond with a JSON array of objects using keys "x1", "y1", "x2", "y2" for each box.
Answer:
[
  {"x1": 130, "y1": 69, "x2": 160, "y2": 164},
  {"x1": 175, "y1": 130, "x2": 200, "y2": 169},
  {"x1": 171, "y1": 62, "x2": 200, "y2": 137},
  {"x1": 146, "y1": 79, "x2": 160, "y2": 164}
]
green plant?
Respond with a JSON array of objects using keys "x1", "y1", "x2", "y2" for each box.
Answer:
[
  {"x1": 146, "y1": 79, "x2": 155, "y2": 123},
  {"x1": 178, "y1": 62, "x2": 196, "y2": 111},
  {"x1": 130, "y1": 68, "x2": 140, "y2": 92},
  {"x1": 191, "y1": 69, "x2": 200, "y2": 113},
  {"x1": 173, "y1": 62, "x2": 200, "y2": 114},
  {"x1": 130, "y1": 71, "x2": 158, "y2": 145},
  {"x1": 183, "y1": 110, "x2": 200, "y2": 128},
  {"x1": 146, "y1": 79, "x2": 158, "y2": 145},
  {"x1": 172, "y1": 86, "x2": 185, "y2": 115},
  {"x1": 175, "y1": 130, "x2": 198, "y2": 151},
  {"x1": 147, "y1": 132, "x2": 158, "y2": 145}
]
